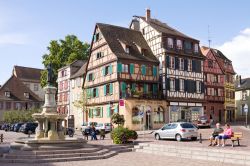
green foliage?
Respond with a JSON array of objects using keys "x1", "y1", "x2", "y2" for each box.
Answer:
[
  {"x1": 3, "y1": 109, "x2": 41, "y2": 123},
  {"x1": 111, "y1": 113, "x2": 125, "y2": 126},
  {"x1": 73, "y1": 89, "x2": 87, "y2": 112},
  {"x1": 111, "y1": 126, "x2": 138, "y2": 144},
  {"x1": 41, "y1": 35, "x2": 90, "y2": 87}
]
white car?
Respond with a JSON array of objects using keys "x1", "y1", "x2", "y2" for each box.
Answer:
[
  {"x1": 95, "y1": 123, "x2": 112, "y2": 133},
  {"x1": 81, "y1": 122, "x2": 97, "y2": 132},
  {"x1": 154, "y1": 122, "x2": 198, "y2": 141}
]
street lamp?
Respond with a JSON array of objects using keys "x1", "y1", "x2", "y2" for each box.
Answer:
[{"x1": 244, "y1": 104, "x2": 248, "y2": 128}]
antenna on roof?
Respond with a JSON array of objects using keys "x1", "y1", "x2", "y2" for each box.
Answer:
[{"x1": 208, "y1": 25, "x2": 212, "y2": 48}]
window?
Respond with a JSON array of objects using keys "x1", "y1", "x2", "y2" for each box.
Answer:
[
  {"x1": 122, "y1": 64, "x2": 129, "y2": 73},
  {"x1": 24, "y1": 92, "x2": 29, "y2": 99},
  {"x1": 184, "y1": 41, "x2": 192, "y2": 50},
  {"x1": 93, "y1": 88, "x2": 98, "y2": 98},
  {"x1": 6, "y1": 102, "x2": 11, "y2": 110},
  {"x1": 179, "y1": 58, "x2": 184, "y2": 70},
  {"x1": 15, "y1": 103, "x2": 21, "y2": 110},
  {"x1": 96, "y1": 52, "x2": 103, "y2": 59},
  {"x1": 105, "y1": 66, "x2": 109, "y2": 76},
  {"x1": 104, "y1": 83, "x2": 113, "y2": 96},
  {"x1": 142, "y1": 28, "x2": 145, "y2": 35},
  {"x1": 242, "y1": 91, "x2": 247, "y2": 101},
  {"x1": 188, "y1": 59, "x2": 192, "y2": 71},
  {"x1": 146, "y1": 66, "x2": 152, "y2": 75},
  {"x1": 94, "y1": 33, "x2": 100, "y2": 42},
  {"x1": 214, "y1": 89, "x2": 218, "y2": 96},
  {"x1": 125, "y1": 46, "x2": 130, "y2": 54},
  {"x1": 71, "y1": 79, "x2": 75, "y2": 88},
  {"x1": 170, "y1": 78, "x2": 175, "y2": 91},
  {"x1": 167, "y1": 38, "x2": 173, "y2": 48},
  {"x1": 88, "y1": 73, "x2": 93, "y2": 81},
  {"x1": 179, "y1": 79, "x2": 184, "y2": 92},
  {"x1": 132, "y1": 107, "x2": 140, "y2": 123},
  {"x1": 208, "y1": 60, "x2": 213, "y2": 68},
  {"x1": 154, "y1": 107, "x2": 164, "y2": 123},
  {"x1": 213, "y1": 75, "x2": 218, "y2": 83},
  {"x1": 93, "y1": 107, "x2": 102, "y2": 117},
  {"x1": 170, "y1": 56, "x2": 175, "y2": 69},
  {"x1": 176, "y1": 40, "x2": 182, "y2": 49},
  {"x1": 194, "y1": 43, "x2": 199, "y2": 53},
  {"x1": 196, "y1": 81, "x2": 201, "y2": 93},
  {"x1": 5, "y1": 91, "x2": 10, "y2": 97},
  {"x1": 64, "y1": 80, "x2": 68, "y2": 90},
  {"x1": 34, "y1": 84, "x2": 39, "y2": 91}
]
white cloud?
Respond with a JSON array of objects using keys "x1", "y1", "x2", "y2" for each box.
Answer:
[
  {"x1": 0, "y1": 33, "x2": 30, "y2": 45},
  {"x1": 217, "y1": 28, "x2": 250, "y2": 78}
]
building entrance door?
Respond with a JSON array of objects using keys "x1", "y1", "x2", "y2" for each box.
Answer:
[{"x1": 219, "y1": 110, "x2": 222, "y2": 122}]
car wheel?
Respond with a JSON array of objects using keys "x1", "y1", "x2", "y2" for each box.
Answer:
[
  {"x1": 155, "y1": 134, "x2": 161, "y2": 140},
  {"x1": 175, "y1": 134, "x2": 182, "y2": 142},
  {"x1": 191, "y1": 137, "x2": 197, "y2": 141}
]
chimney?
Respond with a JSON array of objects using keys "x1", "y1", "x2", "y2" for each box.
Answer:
[{"x1": 146, "y1": 8, "x2": 151, "y2": 21}]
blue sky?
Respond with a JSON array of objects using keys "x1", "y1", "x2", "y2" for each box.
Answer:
[{"x1": 1, "y1": 0, "x2": 250, "y2": 85}]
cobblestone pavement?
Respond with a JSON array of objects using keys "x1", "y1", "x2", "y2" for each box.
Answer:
[{"x1": 0, "y1": 152, "x2": 241, "y2": 166}]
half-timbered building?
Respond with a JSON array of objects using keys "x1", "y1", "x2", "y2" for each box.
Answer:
[
  {"x1": 201, "y1": 46, "x2": 225, "y2": 122},
  {"x1": 130, "y1": 9, "x2": 205, "y2": 122},
  {"x1": 84, "y1": 23, "x2": 168, "y2": 130}
]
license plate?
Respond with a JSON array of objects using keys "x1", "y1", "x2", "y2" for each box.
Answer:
[{"x1": 189, "y1": 130, "x2": 194, "y2": 132}]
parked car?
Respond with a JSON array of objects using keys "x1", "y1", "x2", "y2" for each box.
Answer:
[
  {"x1": 1, "y1": 124, "x2": 10, "y2": 131},
  {"x1": 95, "y1": 123, "x2": 112, "y2": 133},
  {"x1": 195, "y1": 116, "x2": 211, "y2": 128},
  {"x1": 80, "y1": 122, "x2": 97, "y2": 132},
  {"x1": 19, "y1": 122, "x2": 38, "y2": 134},
  {"x1": 9, "y1": 124, "x2": 16, "y2": 131},
  {"x1": 154, "y1": 122, "x2": 198, "y2": 141},
  {"x1": 13, "y1": 123, "x2": 24, "y2": 132}
]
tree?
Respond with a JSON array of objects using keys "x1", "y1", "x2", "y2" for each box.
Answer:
[
  {"x1": 41, "y1": 35, "x2": 90, "y2": 87},
  {"x1": 73, "y1": 89, "x2": 87, "y2": 112},
  {"x1": 3, "y1": 109, "x2": 41, "y2": 123},
  {"x1": 111, "y1": 113, "x2": 125, "y2": 127}
]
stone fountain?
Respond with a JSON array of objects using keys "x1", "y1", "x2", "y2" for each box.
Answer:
[{"x1": 12, "y1": 64, "x2": 86, "y2": 150}]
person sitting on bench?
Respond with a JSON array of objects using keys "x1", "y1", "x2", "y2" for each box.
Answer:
[
  {"x1": 216, "y1": 123, "x2": 233, "y2": 147},
  {"x1": 208, "y1": 123, "x2": 223, "y2": 146}
]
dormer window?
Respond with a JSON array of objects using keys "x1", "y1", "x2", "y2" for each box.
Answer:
[
  {"x1": 141, "y1": 49, "x2": 146, "y2": 56},
  {"x1": 5, "y1": 91, "x2": 10, "y2": 98},
  {"x1": 167, "y1": 38, "x2": 173, "y2": 48},
  {"x1": 194, "y1": 43, "x2": 199, "y2": 53},
  {"x1": 176, "y1": 40, "x2": 182, "y2": 49},
  {"x1": 125, "y1": 46, "x2": 130, "y2": 54},
  {"x1": 24, "y1": 92, "x2": 29, "y2": 99},
  {"x1": 96, "y1": 52, "x2": 103, "y2": 59}
]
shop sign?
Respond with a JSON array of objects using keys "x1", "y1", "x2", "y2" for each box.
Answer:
[{"x1": 119, "y1": 99, "x2": 124, "y2": 106}]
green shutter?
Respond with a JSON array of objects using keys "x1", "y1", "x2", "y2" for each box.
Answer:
[
  {"x1": 107, "y1": 105, "x2": 111, "y2": 118},
  {"x1": 91, "y1": 88, "x2": 94, "y2": 98},
  {"x1": 114, "y1": 105, "x2": 118, "y2": 113},
  {"x1": 89, "y1": 109, "x2": 93, "y2": 118},
  {"x1": 93, "y1": 34, "x2": 96, "y2": 42},
  {"x1": 153, "y1": 66, "x2": 157, "y2": 76},
  {"x1": 143, "y1": 84, "x2": 148, "y2": 93},
  {"x1": 132, "y1": 83, "x2": 136, "y2": 91},
  {"x1": 92, "y1": 73, "x2": 95, "y2": 80},
  {"x1": 96, "y1": 88, "x2": 99, "y2": 97},
  {"x1": 117, "y1": 63, "x2": 122, "y2": 72},
  {"x1": 153, "y1": 84, "x2": 157, "y2": 94},
  {"x1": 102, "y1": 67, "x2": 105, "y2": 76},
  {"x1": 109, "y1": 83, "x2": 113, "y2": 94},
  {"x1": 103, "y1": 85, "x2": 106, "y2": 96},
  {"x1": 86, "y1": 74, "x2": 89, "y2": 81},
  {"x1": 141, "y1": 65, "x2": 146, "y2": 75},
  {"x1": 121, "y1": 82, "x2": 126, "y2": 92},
  {"x1": 109, "y1": 64, "x2": 113, "y2": 74},
  {"x1": 130, "y1": 63, "x2": 134, "y2": 74}
]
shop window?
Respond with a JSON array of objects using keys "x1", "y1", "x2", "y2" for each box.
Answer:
[
  {"x1": 132, "y1": 107, "x2": 141, "y2": 124},
  {"x1": 154, "y1": 107, "x2": 164, "y2": 123}
]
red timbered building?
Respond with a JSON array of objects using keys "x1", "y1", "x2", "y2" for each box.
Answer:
[{"x1": 201, "y1": 46, "x2": 225, "y2": 122}]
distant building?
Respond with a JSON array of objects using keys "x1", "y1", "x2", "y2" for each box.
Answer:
[
  {"x1": 201, "y1": 47, "x2": 225, "y2": 122},
  {"x1": 69, "y1": 62, "x2": 87, "y2": 130},
  {"x1": 0, "y1": 66, "x2": 44, "y2": 122},
  {"x1": 57, "y1": 60, "x2": 85, "y2": 127},
  {"x1": 235, "y1": 76, "x2": 250, "y2": 122}
]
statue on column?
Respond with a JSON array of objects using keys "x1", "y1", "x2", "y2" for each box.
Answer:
[{"x1": 47, "y1": 63, "x2": 53, "y2": 85}]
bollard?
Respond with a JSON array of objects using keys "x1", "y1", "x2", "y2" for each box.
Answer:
[
  {"x1": 199, "y1": 133, "x2": 202, "y2": 143},
  {"x1": 0, "y1": 134, "x2": 3, "y2": 143}
]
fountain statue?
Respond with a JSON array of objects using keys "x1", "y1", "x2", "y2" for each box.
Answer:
[{"x1": 12, "y1": 64, "x2": 86, "y2": 150}]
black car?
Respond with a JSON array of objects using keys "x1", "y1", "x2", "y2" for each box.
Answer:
[
  {"x1": 13, "y1": 123, "x2": 24, "y2": 132},
  {"x1": 19, "y1": 122, "x2": 38, "y2": 134},
  {"x1": 9, "y1": 124, "x2": 15, "y2": 131},
  {"x1": 1, "y1": 124, "x2": 10, "y2": 131}
]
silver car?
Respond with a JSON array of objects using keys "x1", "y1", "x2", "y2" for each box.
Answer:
[{"x1": 154, "y1": 122, "x2": 198, "y2": 141}]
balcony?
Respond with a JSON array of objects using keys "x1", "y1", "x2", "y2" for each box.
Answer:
[
  {"x1": 205, "y1": 95, "x2": 224, "y2": 102},
  {"x1": 122, "y1": 91, "x2": 163, "y2": 100}
]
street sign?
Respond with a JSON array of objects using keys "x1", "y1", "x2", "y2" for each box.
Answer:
[{"x1": 244, "y1": 104, "x2": 248, "y2": 113}]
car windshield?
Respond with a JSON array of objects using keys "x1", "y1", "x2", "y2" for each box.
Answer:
[
  {"x1": 96, "y1": 123, "x2": 103, "y2": 127},
  {"x1": 180, "y1": 123, "x2": 195, "y2": 129}
]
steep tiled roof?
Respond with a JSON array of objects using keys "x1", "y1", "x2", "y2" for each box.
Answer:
[
  {"x1": 13, "y1": 66, "x2": 43, "y2": 82},
  {"x1": 70, "y1": 61, "x2": 88, "y2": 79},
  {"x1": 236, "y1": 78, "x2": 250, "y2": 91},
  {"x1": 97, "y1": 23, "x2": 159, "y2": 63},
  {"x1": 0, "y1": 75, "x2": 43, "y2": 102},
  {"x1": 136, "y1": 16, "x2": 198, "y2": 41}
]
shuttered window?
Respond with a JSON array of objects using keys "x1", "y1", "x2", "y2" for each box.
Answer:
[
  {"x1": 130, "y1": 63, "x2": 134, "y2": 74},
  {"x1": 117, "y1": 63, "x2": 122, "y2": 72},
  {"x1": 153, "y1": 66, "x2": 157, "y2": 76},
  {"x1": 141, "y1": 65, "x2": 146, "y2": 75},
  {"x1": 109, "y1": 83, "x2": 113, "y2": 95},
  {"x1": 153, "y1": 84, "x2": 158, "y2": 94},
  {"x1": 103, "y1": 85, "x2": 107, "y2": 96}
]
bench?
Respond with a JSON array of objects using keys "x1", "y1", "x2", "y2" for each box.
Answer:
[{"x1": 231, "y1": 132, "x2": 243, "y2": 147}]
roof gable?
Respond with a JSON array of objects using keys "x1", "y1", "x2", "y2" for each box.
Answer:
[{"x1": 13, "y1": 66, "x2": 43, "y2": 82}]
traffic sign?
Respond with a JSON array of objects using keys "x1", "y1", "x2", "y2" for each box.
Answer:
[
  {"x1": 138, "y1": 110, "x2": 144, "y2": 118},
  {"x1": 244, "y1": 104, "x2": 248, "y2": 113}
]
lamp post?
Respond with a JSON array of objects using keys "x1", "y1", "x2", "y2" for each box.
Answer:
[{"x1": 244, "y1": 104, "x2": 248, "y2": 128}]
